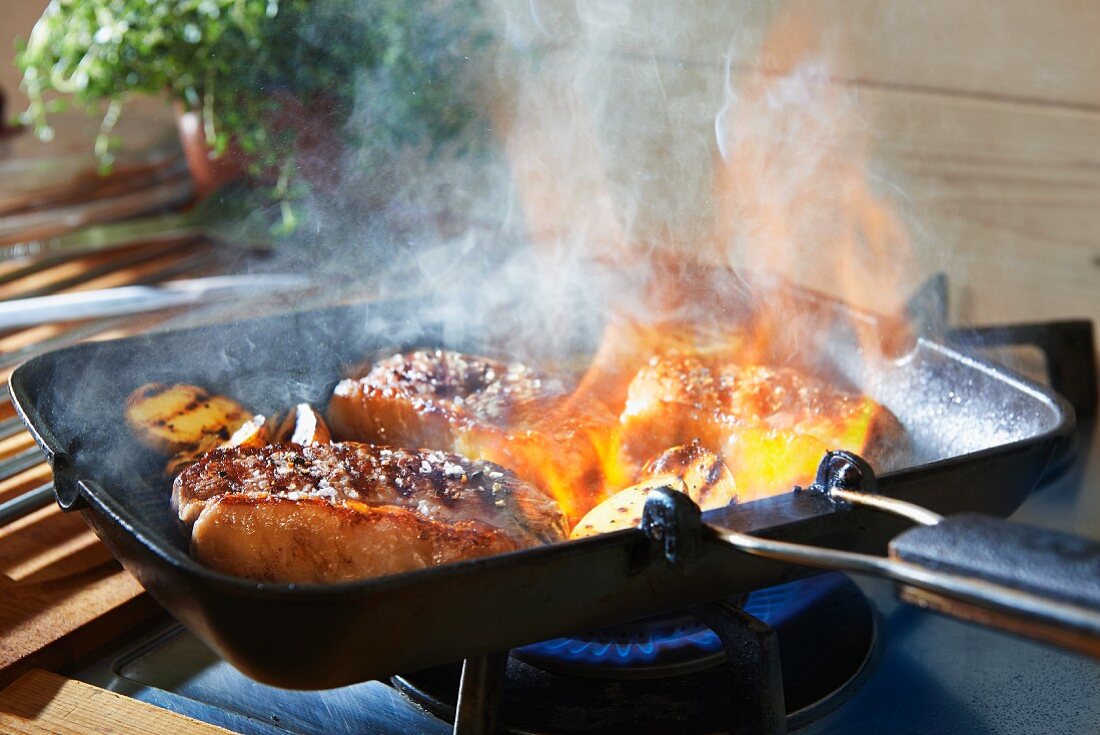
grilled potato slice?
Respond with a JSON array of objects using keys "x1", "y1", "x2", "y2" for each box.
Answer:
[
  {"x1": 642, "y1": 441, "x2": 738, "y2": 510},
  {"x1": 569, "y1": 477, "x2": 686, "y2": 539},
  {"x1": 125, "y1": 383, "x2": 252, "y2": 455}
]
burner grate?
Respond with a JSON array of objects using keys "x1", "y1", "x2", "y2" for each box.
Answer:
[{"x1": 395, "y1": 573, "x2": 879, "y2": 734}]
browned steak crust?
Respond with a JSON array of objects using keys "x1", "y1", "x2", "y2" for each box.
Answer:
[
  {"x1": 174, "y1": 442, "x2": 569, "y2": 582},
  {"x1": 620, "y1": 355, "x2": 906, "y2": 470},
  {"x1": 328, "y1": 350, "x2": 551, "y2": 448},
  {"x1": 327, "y1": 349, "x2": 618, "y2": 524}
]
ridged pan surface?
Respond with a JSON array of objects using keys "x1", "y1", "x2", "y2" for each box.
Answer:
[{"x1": 9, "y1": 296, "x2": 1073, "y2": 688}]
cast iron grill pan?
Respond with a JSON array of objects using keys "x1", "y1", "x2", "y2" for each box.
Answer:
[{"x1": 9, "y1": 291, "x2": 1076, "y2": 688}]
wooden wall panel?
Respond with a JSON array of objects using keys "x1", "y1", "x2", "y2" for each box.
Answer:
[
  {"x1": 3, "y1": 0, "x2": 1098, "y2": 325},
  {"x1": 0, "y1": 0, "x2": 47, "y2": 113},
  {"x1": 557, "y1": 1, "x2": 1100, "y2": 109},
  {"x1": 869, "y1": 88, "x2": 1100, "y2": 323}
]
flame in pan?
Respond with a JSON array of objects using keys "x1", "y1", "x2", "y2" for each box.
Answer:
[
  {"x1": 484, "y1": 9, "x2": 915, "y2": 526},
  {"x1": 709, "y1": 10, "x2": 918, "y2": 361}
]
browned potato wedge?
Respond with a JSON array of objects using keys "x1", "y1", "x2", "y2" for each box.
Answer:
[
  {"x1": 226, "y1": 414, "x2": 270, "y2": 450},
  {"x1": 570, "y1": 443, "x2": 738, "y2": 538},
  {"x1": 569, "y1": 477, "x2": 686, "y2": 539},
  {"x1": 125, "y1": 383, "x2": 251, "y2": 455},
  {"x1": 274, "y1": 403, "x2": 332, "y2": 446},
  {"x1": 642, "y1": 441, "x2": 738, "y2": 510}
]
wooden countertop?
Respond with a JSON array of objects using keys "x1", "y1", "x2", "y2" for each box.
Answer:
[
  {"x1": 0, "y1": 240, "x2": 211, "y2": 689},
  {"x1": 0, "y1": 670, "x2": 233, "y2": 734},
  {"x1": 0, "y1": 83, "x2": 207, "y2": 694}
]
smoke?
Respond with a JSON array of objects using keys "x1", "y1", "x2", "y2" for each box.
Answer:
[
  {"x1": 209, "y1": 0, "x2": 933, "y2": 370},
  {"x1": 24, "y1": 0, "x2": 983, "y2": 566}
]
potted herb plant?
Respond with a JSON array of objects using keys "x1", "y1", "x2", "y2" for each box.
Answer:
[{"x1": 15, "y1": 0, "x2": 490, "y2": 224}]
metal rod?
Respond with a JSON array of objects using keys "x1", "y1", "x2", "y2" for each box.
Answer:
[
  {"x1": 828, "y1": 487, "x2": 944, "y2": 526},
  {"x1": 0, "y1": 273, "x2": 313, "y2": 330},
  {"x1": 709, "y1": 522, "x2": 1100, "y2": 640},
  {"x1": 0, "y1": 446, "x2": 45, "y2": 480},
  {"x1": 0, "y1": 249, "x2": 219, "y2": 371},
  {"x1": 0, "y1": 482, "x2": 54, "y2": 526},
  {"x1": 695, "y1": 600, "x2": 787, "y2": 734},
  {"x1": 453, "y1": 652, "x2": 508, "y2": 735}
]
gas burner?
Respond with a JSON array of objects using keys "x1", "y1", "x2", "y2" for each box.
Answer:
[
  {"x1": 512, "y1": 576, "x2": 831, "y2": 680},
  {"x1": 393, "y1": 573, "x2": 879, "y2": 734},
  {"x1": 512, "y1": 607, "x2": 730, "y2": 679}
]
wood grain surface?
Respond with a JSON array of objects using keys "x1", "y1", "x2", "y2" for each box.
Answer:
[
  {"x1": 0, "y1": 226, "x2": 217, "y2": 686},
  {"x1": 0, "y1": 670, "x2": 232, "y2": 734},
  {"x1": 0, "y1": 499, "x2": 162, "y2": 689},
  {"x1": 0, "y1": 96, "x2": 208, "y2": 685},
  {"x1": 3, "y1": 0, "x2": 1098, "y2": 326}
]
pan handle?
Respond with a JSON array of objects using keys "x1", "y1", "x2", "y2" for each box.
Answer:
[
  {"x1": 889, "y1": 514, "x2": 1100, "y2": 655},
  {"x1": 948, "y1": 320, "x2": 1097, "y2": 419},
  {"x1": 707, "y1": 489, "x2": 1100, "y2": 658}
]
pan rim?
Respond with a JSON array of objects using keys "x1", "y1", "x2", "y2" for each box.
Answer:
[{"x1": 7, "y1": 302, "x2": 1075, "y2": 601}]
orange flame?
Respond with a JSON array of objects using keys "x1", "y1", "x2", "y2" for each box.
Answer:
[
  {"x1": 491, "y1": 9, "x2": 915, "y2": 528},
  {"x1": 709, "y1": 9, "x2": 919, "y2": 359},
  {"x1": 482, "y1": 322, "x2": 889, "y2": 527}
]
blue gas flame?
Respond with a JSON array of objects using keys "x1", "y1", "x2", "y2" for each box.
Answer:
[{"x1": 517, "y1": 574, "x2": 840, "y2": 666}]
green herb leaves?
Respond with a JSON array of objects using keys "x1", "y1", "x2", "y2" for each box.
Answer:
[{"x1": 16, "y1": 0, "x2": 490, "y2": 186}]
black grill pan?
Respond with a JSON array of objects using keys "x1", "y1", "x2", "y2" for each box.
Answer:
[{"x1": 9, "y1": 292, "x2": 1081, "y2": 688}]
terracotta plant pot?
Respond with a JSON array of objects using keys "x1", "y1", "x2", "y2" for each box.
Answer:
[
  {"x1": 174, "y1": 96, "x2": 341, "y2": 198},
  {"x1": 174, "y1": 106, "x2": 248, "y2": 198}
]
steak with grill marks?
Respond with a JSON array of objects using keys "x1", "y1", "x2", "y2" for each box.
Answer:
[
  {"x1": 619, "y1": 354, "x2": 908, "y2": 500},
  {"x1": 173, "y1": 442, "x2": 568, "y2": 583},
  {"x1": 327, "y1": 349, "x2": 619, "y2": 524}
]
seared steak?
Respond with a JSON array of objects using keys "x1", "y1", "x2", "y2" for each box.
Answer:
[
  {"x1": 174, "y1": 442, "x2": 568, "y2": 583},
  {"x1": 620, "y1": 355, "x2": 906, "y2": 500},
  {"x1": 328, "y1": 350, "x2": 619, "y2": 524},
  {"x1": 327, "y1": 349, "x2": 552, "y2": 449}
]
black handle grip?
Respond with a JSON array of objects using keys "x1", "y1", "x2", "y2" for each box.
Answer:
[
  {"x1": 711, "y1": 504, "x2": 1100, "y2": 656},
  {"x1": 889, "y1": 514, "x2": 1100, "y2": 656},
  {"x1": 891, "y1": 514, "x2": 1100, "y2": 610}
]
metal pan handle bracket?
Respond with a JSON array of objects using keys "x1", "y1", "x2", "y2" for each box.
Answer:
[
  {"x1": 709, "y1": 451, "x2": 1100, "y2": 659},
  {"x1": 904, "y1": 272, "x2": 1097, "y2": 418},
  {"x1": 948, "y1": 320, "x2": 1097, "y2": 420},
  {"x1": 641, "y1": 484, "x2": 703, "y2": 566}
]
